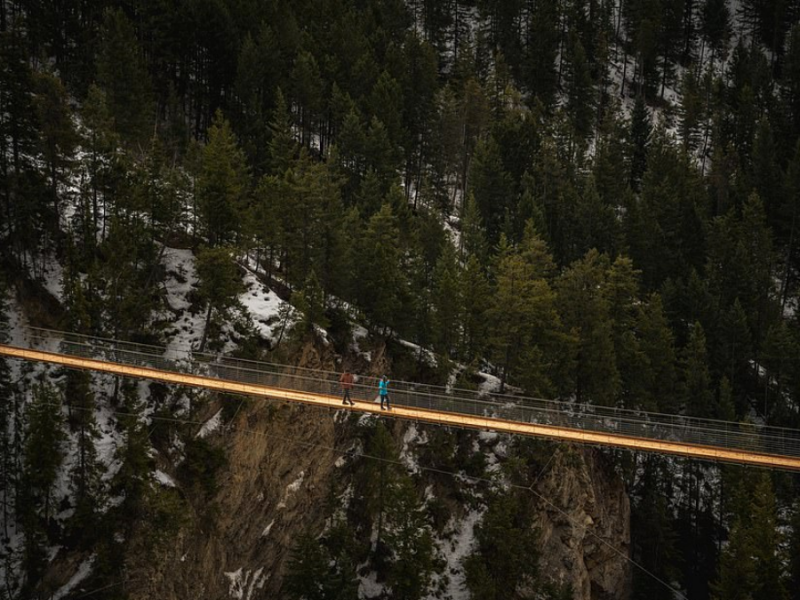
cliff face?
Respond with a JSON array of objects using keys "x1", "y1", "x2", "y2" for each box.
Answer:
[
  {"x1": 535, "y1": 448, "x2": 631, "y2": 600},
  {"x1": 127, "y1": 400, "x2": 342, "y2": 600},
  {"x1": 125, "y1": 398, "x2": 631, "y2": 600}
]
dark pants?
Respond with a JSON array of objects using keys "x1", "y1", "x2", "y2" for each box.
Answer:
[
  {"x1": 342, "y1": 389, "x2": 354, "y2": 405},
  {"x1": 380, "y1": 393, "x2": 390, "y2": 409}
]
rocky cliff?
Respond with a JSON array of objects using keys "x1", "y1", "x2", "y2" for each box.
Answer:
[
  {"x1": 124, "y1": 401, "x2": 631, "y2": 600},
  {"x1": 535, "y1": 447, "x2": 631, "y2": 599}
]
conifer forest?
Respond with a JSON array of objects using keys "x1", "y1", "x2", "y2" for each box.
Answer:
[{"x1": 3, "y1": 0, "x2": 800, "y2": 598}]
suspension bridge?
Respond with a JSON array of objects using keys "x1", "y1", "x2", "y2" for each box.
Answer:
[{"x1": 2, "y1": 328, "x2": 800, "y2": 470}]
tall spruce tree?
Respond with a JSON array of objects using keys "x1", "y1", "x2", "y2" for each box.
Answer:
[
  {"x1": 196, "y1": 111, "x2": 249, "y2": 247},
  {"x1": 96, "y1": 8, "x2": 153, "y2": 148}
]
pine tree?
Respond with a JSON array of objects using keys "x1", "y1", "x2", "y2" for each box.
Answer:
[
  {"x1": 432, "y1": 242, "x2": 461, "y2": 357},
  {"x1": 469, "y1": 135, "x2": 515, "y2": 247},
  {"x1": 681, "y1": 323, "x2": 714, "y2": 417},
  {"x1": 196, "y1": 110, "x2": 249, "y2": 247},
  {"x1": 565, "y1": 34, "x2": 595, "y2": 145},
  {"x1": 196, "y1": 246, "x2": 244, "y2": 351},
  {"x1": 284, "y1": 532, "x2": 331, "y2": 600},
  {"x1": 34, "y1": 70, "x2": 78, "y2": 228},
  {"x1": 355, "y1": 204, "x2": 404, "y2": 335},
  {"x1": 489, "y1": 233, "x2": 560, "y2": 394},
  {"x1": 0, "y1": 272, "x2": 14, "y2": 538},
  {"x1": 64, "y1": 369, "x2": 104, "y2": 542},
  {"x1": 557, "y1": 250, "x2": 620, "y2": 405},
  {"x1": 631, "y1": 460, "x2": 680, "y2": 600},
  {"x1": 96, "y1": 7, "x2": 153, "y2": 148},
  {"x1": 679, "y1": 69, "x2": 704, "y2": 153},
  {"x1": 113, "y1": 381, "x2": 151, "y2": 527},
  {"x1": 460, "y1": 192, "x2": 489, "y2": 263},
  {"x1": 290, "y1": 50, "x2": 323, "y2": 148},
  {"x1": 713, "y1": 517, "x2": 756, "y2": 600},
  {"x1": 294, "y1": 270, "x2": 330, "y2": 339},
  {"x1": 383, "y1": 476, "x2": 438, "y2": 600},
  {"x1": 464, "y1": 492, "x2": 540, "y2": 600},
  {"x1": 637, "y1": 294, "x2": 679, "y2": 413},
  {"x1": 80, "y1": 84, "x2": 119, "y2": 241},
  {"x1": 789, "y1": 501, "x2": 800, "y2": 600},
  {"x1": 21, "y1": 383, "x2": 66, "y2": 522},
  {"x1": 629, "y1": 93, "x2": 651, "y2": 192},
  {"x1": 522, "y1": 0, "x2": 560, "y2": 107},
  {"x1": 361, "y1": 423, "x2": 401, "y2": 548},
  {"x1": 459, "y1": 255, "x2": 491, "y2": 362},
  {"x1": 268, "y1": 89, "x2": 298, "y2": 176},
  {"x1": 749, "y1": 473, "x2": 787, "y2": 600},
  {"x1": 716, "y1": 299, "x2": 752, "y2": 409}
]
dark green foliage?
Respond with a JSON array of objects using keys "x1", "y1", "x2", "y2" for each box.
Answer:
[
  {"x1": 5, "y1": 2, "x2": 800, "y2": 596},
  {"x1": 96, "y1": 8, "x2": 153, "y2": 148},
  {"x1": 196, "y1": 111, "x2": 249, "y2": 247},
  {"x1": 464, "y1": 491, "x2": 540, "y2": 600},
  {"x1": 179, "y1": 437, "x2": 227, "y2": 498},
  {"x1": 196, "y1": 246, "x2": 245, "y2": 351}
]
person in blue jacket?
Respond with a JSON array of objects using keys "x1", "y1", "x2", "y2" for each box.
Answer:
[{"x1": 379, "y1": 376, "x2": 391, "y2": 411}]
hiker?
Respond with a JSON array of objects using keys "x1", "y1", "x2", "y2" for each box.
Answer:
[
  {"x1": 340, "y1": 370, "x2": 355, "y2": 406},
  {"x1": 379, "y1": 376, "x2": 391, "y2": 411}
]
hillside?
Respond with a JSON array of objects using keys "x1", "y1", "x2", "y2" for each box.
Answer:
[{"x1": 2, "y1": 0, "x2": 800, "y2": 599}]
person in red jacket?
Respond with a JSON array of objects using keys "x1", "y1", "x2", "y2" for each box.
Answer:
[{"x1": 340, "y1": 370, "x2": 355, "y2": 406}]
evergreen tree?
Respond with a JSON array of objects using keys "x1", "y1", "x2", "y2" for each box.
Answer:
[
  {"x1": 679, "y1": 69, "x2": 704, "y2": 153},
  {"x1": 637, "y1": 294, "x2": 679, "y2": 413},
  {"x1": 96, "y1": 7, "x2": 153, "y2": 147},
  {"x1": 64, "y1": 369, "x2": 104, "y2": 542},
  {"x1": 355, "y1": 204, "x2": 404, "y2": 335},
  {"x1": 21, "y1": 383, "x2": 66, "y2": 522},
  {"x1": 383, "y1": 476, "x2": 438, "y2": 600},
  {"x1": 629, "y1": 94, "x2": 651, "y2": 192},
  {"x1": 631, "y1": 460, "x2": 680, "y2": 600},
  {"x1": 459, "y1": 255, "x2": 491, "y2": 362},
  {"x1": 681, "y1": 323, "x2": 714, "y2": 418},
  {"x1": 557, "y1": 250, "x2": 620, "y2": 405},
  {"x1": 432, "y1": 242, "x2": 461, "y2": 357},
  {"x1": 294, "y1": 270, "x2": 330, "y2": 339},
  {"x1": 196, "y1": 246, "x2": 244, "y2": 351},
  {"x1": 713, "y1": 516, "x2": 756, "y2": 600},
  {"x1": 464, "y1": 492, "x2": 540, "y2": 600},
  {"x1": 489, "y1": 232, "x2": 560, "y2": 394},
  {"x1": 565, "y1": 34, "x2": 595, "y2": 145},
  {"x1": 522, "y1": 0, "x2": 560, "y2": 107},
  {"x1": 80, "y1": 84, "x2": 119, "y2": 243},
  {"x1": 0, "y1": 273, "x2": 14, "y2": 538},
  {"x1": 469, "y1": 135, "x2": 515, "y2": 247},
  {"x1": 196, "y1": 110, "x2": 249, "y2": 247},
  {"x1": 284, "y1": 532, "x2": 333, "y2": 600},
  {"x1": 268, "y1": 89, "x2": 298, "y2": 176},
  {"x1": 34, "y1": 70, "x2": 78, "y2": 228},
  {"x1": 789, "y1": 501, "x2": 800, "y2": 600},
  {"x1": 112, "y1": 381, "x2": 152, "y2": 530}
]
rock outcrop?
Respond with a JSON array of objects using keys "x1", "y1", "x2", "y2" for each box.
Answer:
[{"x1": 535, "y1": 447, "x2": 631, "y2": 600}]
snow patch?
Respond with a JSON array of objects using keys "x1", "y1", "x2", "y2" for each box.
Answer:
[
  {"x1": 196, "y1": 409, "x2": 224, "y2": 438},
  {"x1": 224, "y1": 567, "x2": 268, "y2": 600},
  {"x1": 261, "y1": 520, "x2": 275, "y2": 538},
  {"x1": 437, "y1": 511, "x2": 483, "y2": 600},
  {"x1": 154, "y1": 470, "x2": 177, "y2": 488},
  {"x1": 277, "y1": 471, "x2": 305, "y2": 509},
  {"x1": 52, "y1": 556, "x2": 94, "y2": 600},
  {"x1": 239, "y1": 270, "x2": 297, "y2": 344}
]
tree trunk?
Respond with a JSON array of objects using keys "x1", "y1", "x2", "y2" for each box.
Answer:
[
  {"x1": 780, "y1": 197, "x2": 797, "y2": 313},
  {"x1": 199, "y1": 304, "x2": 213, "y2": 352}
]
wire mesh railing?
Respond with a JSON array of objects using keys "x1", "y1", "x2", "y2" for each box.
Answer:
[{"x1": 14, "y1": 327, "x2": 800, "y2": 459}]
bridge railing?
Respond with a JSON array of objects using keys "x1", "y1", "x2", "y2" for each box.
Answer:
[{"x1": 22, "y1": 328, "x2": 800, "y2": 459}]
